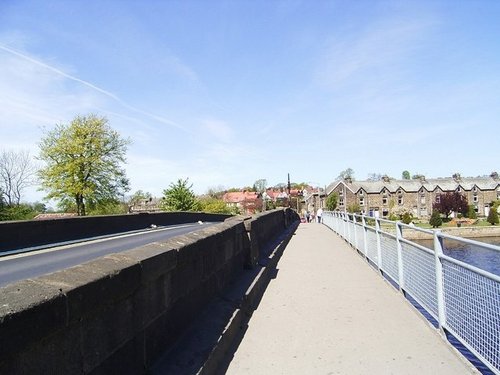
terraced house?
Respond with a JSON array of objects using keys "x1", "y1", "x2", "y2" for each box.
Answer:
[{"x1": 326, "y1": 172, "x2": 500, "y2": 218}]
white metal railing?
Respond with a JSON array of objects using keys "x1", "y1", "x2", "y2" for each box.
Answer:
[{"x1": 322, "y1": 211, "x2": 500, "y2": 375}]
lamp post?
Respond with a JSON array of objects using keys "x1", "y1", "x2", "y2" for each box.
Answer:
[{"x1": 287, "y1": 173, "x2": 291, "y2": 207}]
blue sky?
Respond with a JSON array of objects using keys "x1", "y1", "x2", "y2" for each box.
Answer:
[{"x1": 1, "y1": 0, "x2": 499, "y2": 202}]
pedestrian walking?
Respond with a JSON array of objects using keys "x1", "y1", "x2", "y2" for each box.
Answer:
[{"x1": 317, "y1": 207, "x2": 323, "y2": 223}]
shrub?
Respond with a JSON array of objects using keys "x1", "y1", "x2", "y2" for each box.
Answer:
[
  {"x1": 429, "y1": 211, "x2": 443, "y2": 228},
  {"x1": 466, "y1": 205, "x2": 477, "y2": 219},
  {"x1": 402, "y1": 212, "x2": 413, "y2": 224},
  {"x1": 347, "y1": 203, "x2": 361, "y2": 214},
  {"x1": 487, "y1": 207, "x2": 499, "y2": 225}
]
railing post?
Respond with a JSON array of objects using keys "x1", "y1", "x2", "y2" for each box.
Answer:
[
  {"x1": 396, "y1": 221, "x2": 405, "y2": 292},
  {"x1": 347, "y1": 213, "x2": 352, "y2": 244},
  {"x1": 434, "y1": 230, "x2": 446, "y2": 332},
  {"x1": 353, "y1": 214, "x2": 358, "y2": 250},
  {"x1": 344, "y1": 212, "x2": 349, "y2": 242},
  {"x1": 375, "y1": 217, "x2": 382, "y2": 271},
  {"x1": 362, "y1": 215, "x2": 368, "y2": 257}
]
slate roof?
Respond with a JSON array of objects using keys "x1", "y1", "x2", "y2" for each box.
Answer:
[{"x1": 327, "y1": 174, "x2": 499, "y2": 195}]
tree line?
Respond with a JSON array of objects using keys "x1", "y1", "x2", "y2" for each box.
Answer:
[
  {"x1": 1, "y1": 114, "x2": 281, "y2": 220},
  {"x1": 1, "y1": 114, "x2": 241, "y2": 219}
]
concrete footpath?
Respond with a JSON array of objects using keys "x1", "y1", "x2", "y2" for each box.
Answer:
[{"x1": 225, "y1": 223, "x2": 477, "y2": 375}]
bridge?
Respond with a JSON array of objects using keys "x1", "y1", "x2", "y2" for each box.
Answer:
[{"x1": 0, "y1": 209, "x2": 498, "y2": 374}]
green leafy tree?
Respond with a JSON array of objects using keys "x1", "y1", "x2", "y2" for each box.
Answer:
[
  {"x1": 0, "y1": 189, "x2": 6, "y2": 220},
  {"x1": 402, "y1": 170, "x2": 411, "y2": 180},
  {"x1": 87, "y1": 198, "x2": 127, "y2": 216},
  {"x1": 32, "y1": 202, "x2": 47, "y2": 213},
  {"x1": 129, "y1": 190, "x2": 152, "y2": 206},
  {"x1": 265, "y1": 200, "x2": 276, "y2": 210},
  {"x1": 198, "y1": 197, "x2": 237, "y2": 214},
  {"x1": 491, "y1": 200, "x2": 500, "y2": 211},
  {"x1": 429, "y1": 210, "x2": 443, "y2": 228},
  {"x1": 466, "y1": 205, "x2": 477, "y2": 219},
  {"x1": 0, "y1": 203, "x2": 38, "y2": 221},
  {"x1": 325, "y1": 193, "x2": 338, "y2": 211},
  {"x1": 487, "y1": 207, "x2": 499, "y2": 225},
  {"x1": 38, "y1": 114, "x2": 130, "y2": 216},
  {"x1": 161, "y1": 178, "x2": 199, "y2": 211}
]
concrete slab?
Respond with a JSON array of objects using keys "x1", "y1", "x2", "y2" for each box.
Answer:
[{"x1": 225, "y1": 223, "x2": 478, "y2": 375}]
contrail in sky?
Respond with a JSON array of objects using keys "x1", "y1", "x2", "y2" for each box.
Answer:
[{"x1": 0, "y1": 43, "x2": 191, "y2": 133}]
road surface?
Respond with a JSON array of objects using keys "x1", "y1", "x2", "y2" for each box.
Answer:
[{"x1": 0, "y1": 222, "x2": 215, "y2": 287}]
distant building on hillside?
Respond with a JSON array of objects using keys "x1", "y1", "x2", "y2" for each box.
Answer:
[
  {"x1": 263, "y1": 188, "x2": 289, "y2": 207},
  {"x1": 303, "y1": 187, "x2": 325, "y2": 213},
  {"x1": 326, "y1": 172, "x2": 500, "y2": 218},
  {"x1": 129, "y1": 197, "x2": 162, "y2": 213},
  {"x1": 222, "y1": 191, "x2": 263, "y2": 215}
]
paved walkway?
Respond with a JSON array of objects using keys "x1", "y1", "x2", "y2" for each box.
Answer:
[{"x1": 226, "y1": 223, "x2": 477, "y2": 374}]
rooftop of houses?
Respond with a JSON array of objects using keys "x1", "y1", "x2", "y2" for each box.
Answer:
[
  {"x1": 222, "y1": 191, "x2": 262, "y2": 203},
  {"x1": 327, "y1": 172, "x2": 500, "y2": 195},
  {"x1": 34, "y1": 213, "x2": 78, "y2": 220}
]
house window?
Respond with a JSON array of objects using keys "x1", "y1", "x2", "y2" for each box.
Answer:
[
  {"x1": 398, "y1": 197, "x2": 403, "y2": 205},
  {"x1": 436, "y1": 195, "x2": 441, "y2": 204},
  {"x1": 339, "y1": 198, "x2": 344, "y2": 206},
  {"x1": 420, "y1": 194, "x2": 425, "y2": 204},
  {"x1": 473, "y1": 195, "x2": 478, "y2": 203},
  {"x1": 359, "y1": 198, "x2": 365, "y2": 206},
  {"x1": 382, "y1": 198, "x2": 388, "y2": 205},
  {"x1": 473, "y1": 186, "x2": 478, "y2": 192},
  {"x1": 359, "y1": 190, "x2": 364, "y2": 196}
]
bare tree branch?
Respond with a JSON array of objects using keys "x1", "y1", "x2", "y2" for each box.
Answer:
[{"x1": 0, "y1": 150, "x2": 37, "y2": 205}]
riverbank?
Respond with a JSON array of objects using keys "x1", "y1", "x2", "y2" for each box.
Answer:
[{"x1": 402, "y1": 225, "x2": 500, "y2": 240}]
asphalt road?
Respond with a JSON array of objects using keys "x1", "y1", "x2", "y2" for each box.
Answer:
[{"x1": 0, "y1": 222, "x2": 216, "y2": 288}]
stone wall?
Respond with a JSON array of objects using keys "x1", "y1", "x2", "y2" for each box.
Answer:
[
  {"x1": 402, "y1": 225, "x2": 500, "y2": 240},
  {"x1": 0, "y1": 212, "x2": 231, "y2": 252},
  {"x1": 0, "y1": 208, "x2": 299, "y2": 374}
]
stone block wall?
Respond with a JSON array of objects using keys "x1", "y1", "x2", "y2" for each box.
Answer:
[{"x1": 0, "y1": 208, "x2": 299, "y2": 374}]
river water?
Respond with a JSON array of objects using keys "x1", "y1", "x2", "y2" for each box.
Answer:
[{"x1": 415, "y1": 237, "x2": 500, "y2": 276}]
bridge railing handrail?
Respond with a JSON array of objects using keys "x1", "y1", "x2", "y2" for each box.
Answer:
[{"x1": 322, "y1": 210, "x2": 500, "y2": 375}]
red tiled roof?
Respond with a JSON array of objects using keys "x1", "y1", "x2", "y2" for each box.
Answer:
[
  {"x1": 34, "y1": 213, "x2": 78, "y2": 220},
  {"x1": 223, "y1": 191, "x2": 261, "y2": 203}
]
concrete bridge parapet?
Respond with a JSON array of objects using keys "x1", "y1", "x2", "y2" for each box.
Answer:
[{"x1": 0, "y1": 208, "x2": 299, "y2": 374}]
